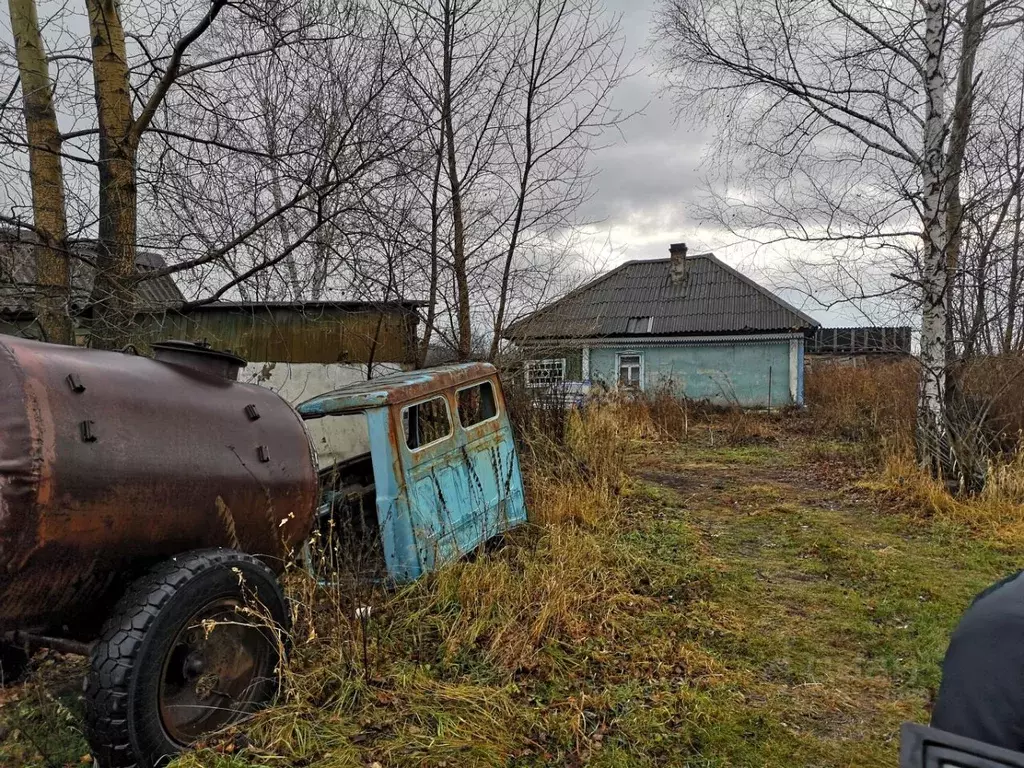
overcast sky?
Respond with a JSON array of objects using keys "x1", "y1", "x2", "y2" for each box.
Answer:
[
  {"x1": 578, "y1": 1, "x2": 705, "y2": 258},
  {"x1": 578, "y1": 0, "x2": 868, "y2": 327}
]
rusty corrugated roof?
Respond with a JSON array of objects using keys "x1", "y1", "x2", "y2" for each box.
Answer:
[
  {"x1": 0, "y1": 235, "x2": 184, "y2": 315},
  {"x1": 505, "y1": 254, "x2": 820, "y2": 340}
]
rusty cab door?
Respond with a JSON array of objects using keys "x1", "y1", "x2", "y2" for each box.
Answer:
[{"x1": 392, "y1": 375, "x2": 527, "y2": 578}]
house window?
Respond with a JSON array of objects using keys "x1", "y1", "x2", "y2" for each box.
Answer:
[
  {"x1": 617, "y1": 353, "x2": 643, "y2": 389},
  {"x1": 625, "y1": 316, "x2": 653, "y2": 333},
  {"x1": 525, "y1": 358, "x2": 565, "y2": 388}
]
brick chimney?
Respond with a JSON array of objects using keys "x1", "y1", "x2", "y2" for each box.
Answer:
[{"x1": 669, "y1": 242, "x2": 688, "y2": 285}]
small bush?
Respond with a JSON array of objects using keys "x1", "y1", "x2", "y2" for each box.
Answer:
[{"x1": 953, "y1": 354, "x2": 1024, "y2": 452}]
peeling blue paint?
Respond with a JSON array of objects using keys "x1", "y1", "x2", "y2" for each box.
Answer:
[{"x1": 298, "y1": 363, "x2": 528, "y2": 582}]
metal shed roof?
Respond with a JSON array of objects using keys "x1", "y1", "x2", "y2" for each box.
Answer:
[
  {"x1": 0, "y1": 235, "x2": 184, "y2": 316},
  {"x1": 505, "y1": 254, "x2": 820, "y2": 340}
]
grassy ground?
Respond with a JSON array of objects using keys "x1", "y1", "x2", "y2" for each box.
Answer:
[{"x1": 2, "y1": 417, "x2": 1020, "y2": 767}]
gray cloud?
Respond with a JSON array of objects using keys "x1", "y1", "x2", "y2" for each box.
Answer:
[
  {"x1": 579, "y1": 1, "x2": 877, "y2": 326},
  {"x1": 580, "y1": 2, "x2": 710, "y2": 243}
]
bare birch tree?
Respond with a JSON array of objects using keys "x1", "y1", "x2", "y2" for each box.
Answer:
[
  {"x1": 653, "y1": 0, "x2": 1024, "y2": 474},
  {"x1": 6, "y1": 0, "x2": 73, "y2": 343}
]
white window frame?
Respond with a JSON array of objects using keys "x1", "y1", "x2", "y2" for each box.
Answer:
[
  {"x1": 525, "y1": 358, "x2": 566, "y2": 388},
  {"x1": 616, "y1": 351, "x2": 644, "y2": 390},
  {"x1": 455, "y1": 380, "x2": 500, "y2": 430},
  {"x1": 401, "y1": 394, "x2": 453, "y2": 452}
]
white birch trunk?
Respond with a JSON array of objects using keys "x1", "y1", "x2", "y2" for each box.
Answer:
[{"x1": 918, "y1": 0, "x2": 950, "y2": 472}]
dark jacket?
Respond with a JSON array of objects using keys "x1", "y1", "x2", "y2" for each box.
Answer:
[{"x1": 932, "y1": 570, "x2": 1024, "y2": 751}]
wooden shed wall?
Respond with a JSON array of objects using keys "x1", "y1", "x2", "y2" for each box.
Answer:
[{"x1": 132, "y1": 306, "x2": 418, "y2": 364}]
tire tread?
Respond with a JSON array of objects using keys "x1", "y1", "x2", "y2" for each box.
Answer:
[{"x1": 83, "y1": 548, "x2": 280, "y2": 768}]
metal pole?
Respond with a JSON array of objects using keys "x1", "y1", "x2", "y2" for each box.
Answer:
[
  {"x1": 767, "y1": 365, "x2": 773, "y2": 412},
  {"x1": 9, "y1": 630, "x2": 94, "y2": 657}
]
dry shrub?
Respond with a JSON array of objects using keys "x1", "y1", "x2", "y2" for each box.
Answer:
[
  {"x1": 501, "y1": 376, "x2": 575, "y2": 459},
  {"x1": 837, "y1": 355, "x2": 1024, "y2": 538},
  {"x1": 629, "y1": 385, "x2": 691, "y2": 439},
  {"x1": 881, "y1": 448, "x2": 1024, "y2": 542},
  {"x1": 717, "y1": 406, "x2": 785, "y2": 445},
  {"x1": 954, "y1": 354, "x2": 1024, "y2": 450},
  {"x1": 805, "y1": 359, "x2": 917, "y2": 456}
]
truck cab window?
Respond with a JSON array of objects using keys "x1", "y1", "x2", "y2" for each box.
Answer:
[
  {"x1": 457, "y1": 381, "x2": 498, "y2": 427},
  {"x1": 403, "y1": 396, "x2": 452, "y2": 449}
]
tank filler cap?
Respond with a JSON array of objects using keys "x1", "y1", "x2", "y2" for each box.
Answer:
[{"x1": 152, "y1": 340, "x2": 247, "y2": 381}]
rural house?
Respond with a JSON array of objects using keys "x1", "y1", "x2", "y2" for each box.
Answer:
[{"x1": 505, "y1": 243, "x2": 820, "y2": 407}]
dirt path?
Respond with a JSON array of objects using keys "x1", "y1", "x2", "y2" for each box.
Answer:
[{"x1": 624, "y1": 436, "x2": 1020, "y2": 767}]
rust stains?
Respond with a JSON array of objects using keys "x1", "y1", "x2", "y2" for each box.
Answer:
[{"x1": 0, "y1": 334, "x2": 319, "y2": 633}]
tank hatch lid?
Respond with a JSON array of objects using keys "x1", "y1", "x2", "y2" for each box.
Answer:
[{"x1": 152, "y1": 340, "x2": 247, "y2": 380}]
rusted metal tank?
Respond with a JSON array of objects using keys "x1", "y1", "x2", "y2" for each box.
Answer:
[{"x1": 0, "y1": 335, "x2": 318, "y2": 633}]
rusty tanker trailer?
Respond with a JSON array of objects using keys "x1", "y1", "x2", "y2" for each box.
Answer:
[{"x1": 0, "y1": 335, "x2": 319, "y2": 767}]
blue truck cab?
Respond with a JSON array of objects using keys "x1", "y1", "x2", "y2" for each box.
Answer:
[{"x1": 297, "y1": 362, "x2": 528, "y2": 582}]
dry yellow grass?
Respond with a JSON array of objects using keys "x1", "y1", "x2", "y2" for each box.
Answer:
[{"x1": 880, "y1": 449, "x2": 1024, "y2": 544}]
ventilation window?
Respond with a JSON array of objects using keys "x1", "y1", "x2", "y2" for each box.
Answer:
[{"x1": 625, "y1": 316, "x2": 653, "y2": 333}]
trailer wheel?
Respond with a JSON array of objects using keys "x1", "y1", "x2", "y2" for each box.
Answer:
[{"x1": 84, "y1": 549, "x2": 288, "y2": 768}]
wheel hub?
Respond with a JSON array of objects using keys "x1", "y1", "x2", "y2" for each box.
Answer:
[{"x1": 158, "y1": 599, "x2": 275, "y2": 745}]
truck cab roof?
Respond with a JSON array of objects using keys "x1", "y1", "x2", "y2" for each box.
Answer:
[{"x1": 296, "y1": 362, "x2": 498, "y2": 415}]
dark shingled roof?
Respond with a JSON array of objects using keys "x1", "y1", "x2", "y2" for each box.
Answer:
[
  {"x1": 0, "y1": 234, "x2": 184, "y2": 316},
  {"x1": 505, "y1": 253, "x2": 820, "y2": 340}
]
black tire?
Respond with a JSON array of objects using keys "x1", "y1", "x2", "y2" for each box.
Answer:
[
  {"x1": 84, "y1": 549, "x2": 289, "y2": 768},
  {"x1": 0, "y1": 641, "x2": 29, "y2": 686}
]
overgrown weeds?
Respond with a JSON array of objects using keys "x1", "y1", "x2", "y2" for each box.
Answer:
[
  {"x1": 173, "y1": 401, "x2": 648, "y2": 768},
  {"x1": 805, "y1": 359, "x2": 917, "y2": 458},
  {"x1": 806, "y1": 359, "x2": 1024, "y2": 538}
]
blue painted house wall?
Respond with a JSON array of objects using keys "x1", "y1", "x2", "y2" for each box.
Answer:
[{"x1": 587, "y1": 337, "x2": 805, "y2": 407}]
